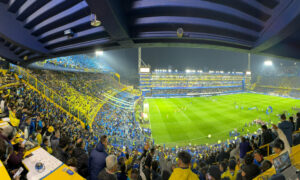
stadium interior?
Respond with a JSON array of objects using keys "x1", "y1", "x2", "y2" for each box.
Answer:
[{"x1": 1, "y1": 0, "x2": 300, "y2": 180}]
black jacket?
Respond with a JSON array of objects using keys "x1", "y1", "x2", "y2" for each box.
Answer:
[
  {"x1": 72, "y1": 147, "x2": 89, "y2": 178},
  {"x1": 261, "y1": 129, "x2": 273, "y2": 145},
  {"x1": 53, "y1": 147, "x2": 69, "y2": 164}
]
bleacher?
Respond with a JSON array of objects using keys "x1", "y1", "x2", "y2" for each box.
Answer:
[
  {"x1": 254, "y1": 75, "x2": 300, "y2": 98},
  {"x1": 1, "y1": 66, "x2": 300, "y2": 180},
  {"x1": 140, "y1": 70, "x2": 250, "y2": 97}
]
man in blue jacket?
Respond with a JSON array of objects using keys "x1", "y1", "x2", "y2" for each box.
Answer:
[
  {"x1": 278, "y1": 114, "x2": 294, "y2": 146},
  {"x1": 88, "y1": 135, "x2": 108, "y2": 180}
]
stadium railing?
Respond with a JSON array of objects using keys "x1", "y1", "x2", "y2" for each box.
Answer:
[
  {"x1": 247, "y1": 129, "x2": 300, "y2": 156},
  {"x1": 11, "y1": 65, "x2": 86, "y2": 128}
]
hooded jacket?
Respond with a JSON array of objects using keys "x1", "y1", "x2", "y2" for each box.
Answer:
[
  {"x1": 169, "y1": 168, "x2": 199, "y2": 180},
  {"x1": 88, "y1": 142, "x2": 108, "y2": 180},
  {"x1": 278, "y1": 121, "x2": 293, "y2": 146}
]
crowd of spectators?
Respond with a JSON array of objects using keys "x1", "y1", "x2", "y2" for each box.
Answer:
[
  {"x1": 151, "y1": 87, "x2": 242, "y2": 97},
  {"x1": 33, "y1": 55, "x2": 114, "y2": 73},
  {"x1": 1, "y1": 69, "x2": 300, "y2": 180},
  {"x1": 28, "y1": 69, "x2": 123, "y2": 123}
]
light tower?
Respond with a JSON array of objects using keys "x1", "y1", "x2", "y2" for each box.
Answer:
[
  {"x1": 245, "y1": 53, "x2": 252, "y2": 90},
  {"x1": 138, "y1": 47, "x2": 151, "y2": 97},
  {"x1": 248, "y1": 53, "x2": 251, "y2": 72}
]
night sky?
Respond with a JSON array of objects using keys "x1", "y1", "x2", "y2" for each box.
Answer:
[{"x1": 98, "y1": 47, "x2": 297, "y2": 85}]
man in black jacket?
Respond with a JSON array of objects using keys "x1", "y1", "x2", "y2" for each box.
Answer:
[
  {"x1": 261, "y1": 125, "x2": 273, "y2": 156},
  {"x1": 52, "y1": 136, "x2": 70, "y2": 163},
  {"x1": 261, "y1": 125, "x2": 273, "y2": 145},
  {"x1": 72, "y1": 138, "x2": 88, "y2": 178}
]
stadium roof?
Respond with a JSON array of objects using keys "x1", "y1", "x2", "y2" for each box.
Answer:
[{"x1": 1, "y1": 0, "x2": 300, "y2": 66}]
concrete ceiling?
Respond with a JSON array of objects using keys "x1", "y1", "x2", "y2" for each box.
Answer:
[{"x1": 0, "y1": 0, "x2": 300, "y2": 66}]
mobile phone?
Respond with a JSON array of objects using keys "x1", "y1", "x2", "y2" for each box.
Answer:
[
  {"x1": 13, "y1": 167, "x2": 23, "y2": 179},
  {"x1": 24, "y1": 153, "x2": 33, "y2": 159},
  {"x1": 22, "y1": 140, "x2": 27, "y2": 145}
]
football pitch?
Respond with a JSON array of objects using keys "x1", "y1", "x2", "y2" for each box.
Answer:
[{"x1": 144, "y1": 93, "x2": 300, "y2": 146}]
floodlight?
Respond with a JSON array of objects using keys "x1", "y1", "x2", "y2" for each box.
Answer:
[
  {"x1": 91, "y1": 14, "x2": 101, "y2": 27},
  {"x1": 186, "y1": 69, "x2": 190, "y2": 73},
  {"x1": 264, "y1": 60, "x2": 273, "y2": 66},
  {"x1": 168, "y1": 69, "x2": 172, "y2": 72},
  {"x1": 140, "y1": 68, "x2": 150, "y2": 73},
  {"x1": 246, "y1": 71, "x2": 251, "y2": 75},
  {"x1": 95, "y1": 50, "x2": 103, "y2": 56}
]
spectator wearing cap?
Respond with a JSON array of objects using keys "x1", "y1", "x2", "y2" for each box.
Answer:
[
  {"x1": 221, "y1": 159, "x2": 237, "y2": 180},
  {"x1": 278, "y1": 114, "x2": 294, "y2": 146},
  {"x1": 89, "y1": 135, "x2": 108, "y2": 180},
  {"x1": 98, "y1": 155, "x2": 118, "y2": 180},
  {"x1": 207, "y1": 165, "x2": 221, "y2": 180},
  {"x1": 169, "y1": 151, "x2": 199, "y2": 180}
]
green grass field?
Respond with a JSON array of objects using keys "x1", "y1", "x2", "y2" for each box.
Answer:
[{"x1": 144, "y1": 93, "x2": 300, "y2": 146}]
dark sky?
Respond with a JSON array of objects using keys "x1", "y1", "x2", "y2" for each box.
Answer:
[{"x1": 98, "y1": 47, "x2": 297, "y2": 85}]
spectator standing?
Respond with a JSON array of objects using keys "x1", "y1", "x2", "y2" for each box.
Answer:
[
  {"x1": 261, "y1": 125, "x2": 273, "y2": 145},
  {"x1": 239, "y1": 137, "x2": 251, "y2": 159},
  {"x1": 72, "y1": 138, "x2": 89, "y2": 178},
  {"x1": 89, "y1": 135, "x2": 108, "y2": 180},
  {"x1": 278, "y1": 114, "x2": 294, "y2": 146}
]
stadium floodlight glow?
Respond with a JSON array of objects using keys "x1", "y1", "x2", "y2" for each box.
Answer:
[
  {"x1": 168, "y1": 69, "x2": 172, "y2": 72},
  {"x1": 140, "y1": 67, "x2": 150, "y2": 73},
  {"x1": 95, "y1": 50, "x2": 103, "y2": 56},
  {"x1": 264, "y1": 60, "x2": 273, "y2": 66},
  {"x1": 186, "y1": 69, "x2": 190, "y2": 73},
  {"x1": 209, "y1": 70, "x2": 214, "y2": 74},
  {"x1": 246, "y1": 71, "x2": 251, "y2": 75}
]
